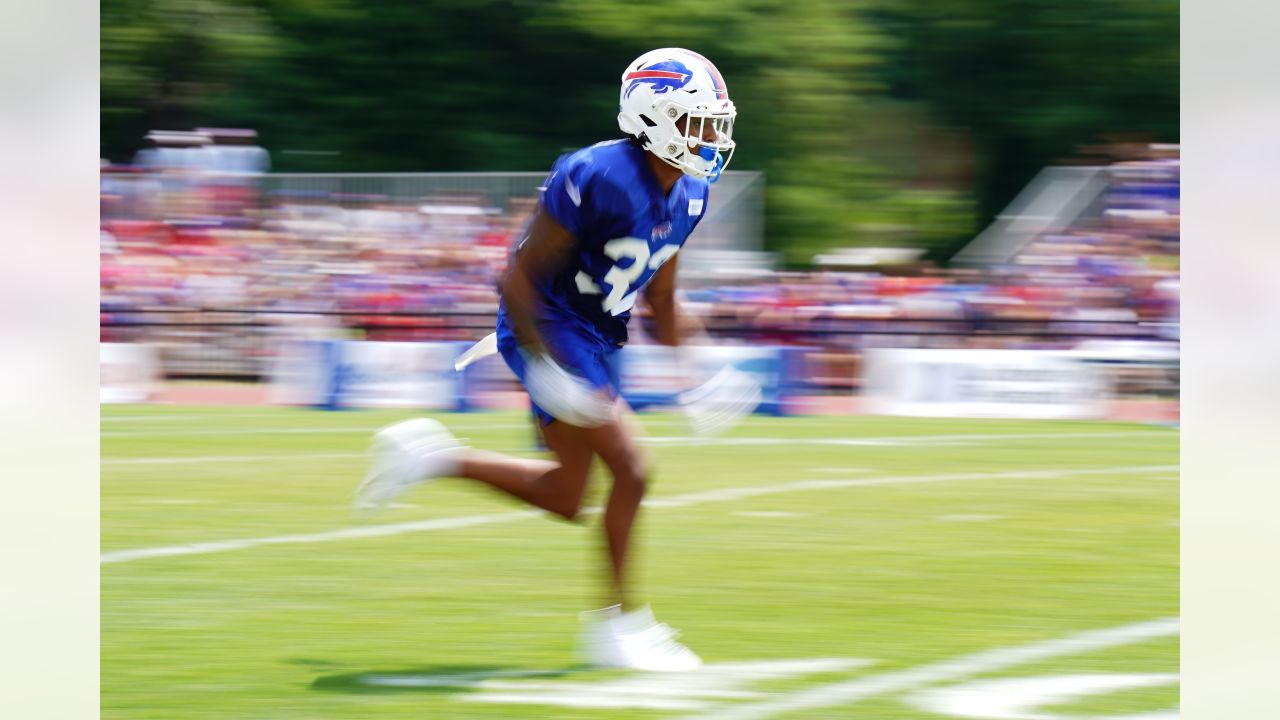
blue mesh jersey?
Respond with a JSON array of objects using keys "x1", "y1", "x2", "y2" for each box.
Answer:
[{"x1": 497, "y1": 139, "x2": 710, "y2": 349}]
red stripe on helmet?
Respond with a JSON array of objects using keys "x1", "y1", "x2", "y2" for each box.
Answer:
[
  {"x1": 624, "y1": 70, "x2": 687, "y2": 80},
  {"x1": 683, "y1": 50, "x2": 728, "y2": 99}
]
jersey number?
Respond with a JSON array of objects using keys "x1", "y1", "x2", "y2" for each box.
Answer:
[{"x1": 577, "y1": 238, "x2": 679, "y2": 316}]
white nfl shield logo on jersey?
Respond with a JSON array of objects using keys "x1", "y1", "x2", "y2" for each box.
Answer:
[{"x1": 688, "y1": 198, "x2": 704, "y2": 216}]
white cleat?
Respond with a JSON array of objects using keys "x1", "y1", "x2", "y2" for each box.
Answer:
[
  {"x1": 354, "y1": 418, "x2": 462, "y2": 514},
  {"x1": 578, "y1": 605, "x2": 703, "y2": 672}
]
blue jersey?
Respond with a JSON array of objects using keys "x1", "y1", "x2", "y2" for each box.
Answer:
[{"x1": 499, "y1": 139, "x2": 709, "y2": 347}]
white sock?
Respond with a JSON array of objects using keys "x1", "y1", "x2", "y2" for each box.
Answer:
[{"x1": 612, "y1": 605, "x2": 657, "y2": 634}]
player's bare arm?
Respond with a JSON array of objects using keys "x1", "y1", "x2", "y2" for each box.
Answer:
[
  {"x1": 642, "y1": 253, "x2": 681, "y2": 347},
  {"x1": 499, "y1": 205, "x2": 575, "y2": 355}
]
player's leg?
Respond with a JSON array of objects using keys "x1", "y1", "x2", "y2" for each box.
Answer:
[
  {"x1": 455, "y1": 421, "x2": 595, "y2": 521},
  {"x1": 460, "y1": 402, "x2": 648, "y2": 608},
  {"x1": 354, "y1": 391, "x2": 701, "y2": 670},
  {"x1": 575, "y1": 408, "x2": 701, "y2": 671},
  {"x1": 578, "y1": 410, "x2": 648, "y2": 609},
  {"x1": 355, "y1": 413, "x2": 597, "y2": 521},
  {"x1": 357, "y1": 326, "x2": 601, "y2": 516}
]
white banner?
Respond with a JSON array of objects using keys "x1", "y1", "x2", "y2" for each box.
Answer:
[
  {"x1": 267, "y1": 339, "x2": 331, "y2": 406},
  {"x1": 862, "y1": 348, "x2": 1109, "y2": 419},
  {"x1": 268, "y1": 340, "x2": 467, "y2": 410},
  {"x1": 337, "y1": 341, "x2": 464, "y2": 409},
  {"x1": 619, "y1": 344, "x2": 785, "y2": 414},
  {"x1": 100, "y1": 343, "x2": 160, "y2": 403}
]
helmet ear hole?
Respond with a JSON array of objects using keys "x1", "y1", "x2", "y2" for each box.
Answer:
[{"x1": 639, "y1": 114, "x2": 658, "y2": 128}]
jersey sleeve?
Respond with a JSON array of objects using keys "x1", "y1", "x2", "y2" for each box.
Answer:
[{"x1": 540, "y1": 155, "x2": 632, "y2": 242}]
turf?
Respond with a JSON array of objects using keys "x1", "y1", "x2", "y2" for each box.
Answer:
[{"x1": 102, "y1": 406, "x2": 1178, "y2": 719}]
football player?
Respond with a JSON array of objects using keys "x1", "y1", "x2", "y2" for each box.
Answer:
[{"x1": 356, "y1": 48, "x2": 745, "y2": 672}]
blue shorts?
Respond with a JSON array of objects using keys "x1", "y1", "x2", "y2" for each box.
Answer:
[{"x1": 495, "y1": 315, "x2": 622, "y2": 426}]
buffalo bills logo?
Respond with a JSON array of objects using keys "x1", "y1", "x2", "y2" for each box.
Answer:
[
  {"x1": 623, "y1": 60, "x2": 693, "y2": 100},
  {"x1": 651, "y1": 221, "x2": 672, "y2": 241}
]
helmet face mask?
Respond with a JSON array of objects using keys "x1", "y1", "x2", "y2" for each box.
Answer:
[{"x1": 617, "y1": 48, "x2": 737, "y2": 182}]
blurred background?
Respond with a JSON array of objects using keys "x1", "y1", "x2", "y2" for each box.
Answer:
[
  {"x1": 100, "y1": 3, "x2": 1180, "y2": 717},
  {"x1": 100, "y1": 0, "x2": 1178, "y2": 418}
]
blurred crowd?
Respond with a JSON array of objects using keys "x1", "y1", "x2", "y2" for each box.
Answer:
[
  {"x1": 102, "y1": 192, "x2": 522, "y2": 323},
  {"x1": 101, "y1": 129, "x2": 522, "y2": 332},
  {"x1": 101, "y1": 133, "x2": 1178, "y2": 382}
]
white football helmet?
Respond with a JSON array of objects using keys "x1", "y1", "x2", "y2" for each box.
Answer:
[{"x1": 617, "y1": 48, "x2": 736, "y2": 182}]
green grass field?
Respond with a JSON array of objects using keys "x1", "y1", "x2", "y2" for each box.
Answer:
[{"x1": 102, "y1": 406, "x2": 1178, "y2": 719}]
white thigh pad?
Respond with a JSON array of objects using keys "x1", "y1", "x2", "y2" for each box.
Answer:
[{"x1": 524, "y1": 353, "x2": 616, "y2": 428}]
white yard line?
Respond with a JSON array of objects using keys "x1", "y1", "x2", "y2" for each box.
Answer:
[
  {"x1": 103, "y1": 427, "x2": 1173, "y2": 440},
  {"x1": 102, "y1": 452, "x2": 369, "y2": 466},
  {"x1": 104, "y1": 426, "x2": 378, "y2": 437},
  {"x1": 682, "y1": 617, "x2": 1180, "y2": 720},
  {"x1": 641, "y1": 430, "x2": 1172, "y2": 448},
  {"x1": 101, "y1": 464, "x2": 1174, "y2": 565},
  {"x1": 101, "y1": 412, "x2": 305, "y2": 423},
  {"x1": 101, "y1": 412, "x2": 696, "y2": 424},
  {"x1": 102, "y1": 424, "x2": 537, "y2": 437},
  {"x1": 466, "y1": 658, "x2": 878, "y2": 711},
  {"x1": 102, "y1": 430, "x2": 1173, "y2": 465},
  {"x1": 100, "y1": 510, "x2": 545, "y2": 564},
  {"x1": 101, "y1": 418, "x2": 698, "y2": 435},
  {"x1": 637, "y1": 465, "x2": 1172, "y2": 510}
]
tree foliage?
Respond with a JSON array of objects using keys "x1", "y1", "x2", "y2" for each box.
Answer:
[
  {"x1": 101, "y1": 0, "x2": 1177, "y2": 264},
  {"x1": 869, "y1": 0, "x2": 1179, "y2": 226}
]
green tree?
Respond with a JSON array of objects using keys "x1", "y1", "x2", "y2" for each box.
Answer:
[
  {"x1": 869, "y1": 0, "x2": 1178, "y2": 251},
  {"x1": 537, "y1": 0, "x2": 975, "y2": 264},
  {"x1": 101, "y1": 0, "x2": 282, "y2": 162},
  {"x1": 100, "y1": 0, "x2": 1175, "y2": 265}
]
